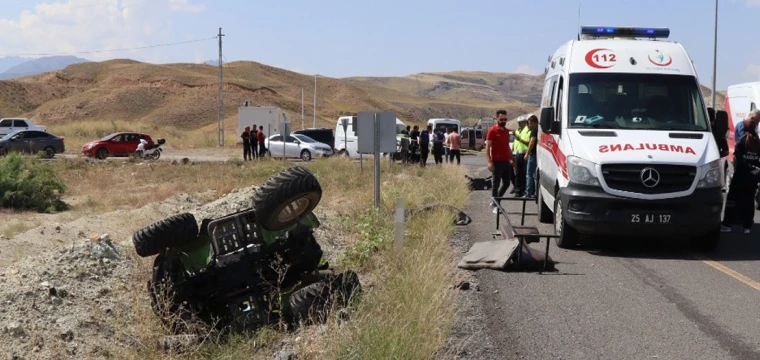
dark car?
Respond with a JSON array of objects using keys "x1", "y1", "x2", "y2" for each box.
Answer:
[
  {"x1": 292, "y1": 128, "x2": 335, "y2": 150},
  {"x1": 82, "y1": 132, "x2": 154, "y2": 159},
  {"x1": 0, "y1": 129, "x2": 65, "y2": 158}
]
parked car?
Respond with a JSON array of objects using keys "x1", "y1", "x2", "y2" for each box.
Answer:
[
  {"x1": 0, "y1": 129, "x2": 65, "y2": 158},
  {"x1": 0, "y1": 118, "x2": 46, "y2": 137},
  {"x1": 264, "y1": 133, "x2": 332, "y2": 161},
  {"x1": 292, "y1": 127, "x2": 335, "y2": 150},
  {"x1": 82, "y1": 132, "x2": 154, "y2": 159}
]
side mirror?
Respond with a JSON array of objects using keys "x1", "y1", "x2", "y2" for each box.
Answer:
[
  {"x1": 539, "y1": 107, "x2": 554, "y2": 133},
  {"x1": 714, "y1": 110, "x2": 729, "y2": 138}
]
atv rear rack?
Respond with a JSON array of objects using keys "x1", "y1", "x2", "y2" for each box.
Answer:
[{"x1": 206, "y1": 209, "x2": 265, "y2": 266}]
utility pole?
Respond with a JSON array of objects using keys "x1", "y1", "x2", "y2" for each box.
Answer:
[
  {"x1": 301, "y1": 88, "x2": 305, "y2": 129},
  {"x1": 710, "y1": 0, "x2": 718, "y2": 109},
  {"x1": 313, "y1": 75, "x2": 317, "y2": 128},
  {"x1": 217, "y1": 27, "x2": 225, "y2": 147}
]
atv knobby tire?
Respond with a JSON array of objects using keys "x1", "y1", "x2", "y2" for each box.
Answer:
[
  {"x1": 132, "y1": 213, "x2": 199, "y2": 257},
  {"x1": 148, "y1": 254, "x2": 198, "y2": 334},
  {"x1": 252, "y1": 166, "x2": 322, "y2": 231},
  {"x1": 288, "y1": 270, "x2": 362, "y2": 325}
]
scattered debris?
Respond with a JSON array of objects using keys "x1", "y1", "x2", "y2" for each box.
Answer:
[{"x1": 406, "y1": 204, "x2": 472, "y2": 225}]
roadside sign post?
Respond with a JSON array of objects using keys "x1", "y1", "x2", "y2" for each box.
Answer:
[
  {"x1": 280, "y1": 122, "x2": 291, "y2": 161},
  {"x1": 357, "y1": 111, "x2": 397, "y2": 208}
]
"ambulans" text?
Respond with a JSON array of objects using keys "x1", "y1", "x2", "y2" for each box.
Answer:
[{"x1": 598, "y1": 143, "x2": 697, "y2": 154}]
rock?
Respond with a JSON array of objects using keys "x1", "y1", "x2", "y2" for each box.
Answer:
[
  {"x1": 275, "y1": 351, "x2": 299, "y2": 360},
  {"x1": 60, "y1": 329, "x2": 74, "y2": 342},
  {"x1": 4, "y1": 322, "x2": 25, "y2": 337},
  {"x1": 91, "y1": 241, "x2": 120, "y2": 261},
  {"x1": 51, "y1": 296, "x2": 63, "y2": 306}
]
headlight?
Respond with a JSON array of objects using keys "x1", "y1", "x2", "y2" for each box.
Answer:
[
  {"x1": 567, "y1": 155, "x2": 600, "y2": 186},
  {"x1": 697, "y1": 159, "x2": 722, "y2": 188}
]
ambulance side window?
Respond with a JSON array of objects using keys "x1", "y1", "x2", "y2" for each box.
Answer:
[
  {"x1": 752, "y1": 102, "x2": 757, "y2": 111},
  {"x1": 555, "y1": 76, "x2": 565, "y2": 123}
]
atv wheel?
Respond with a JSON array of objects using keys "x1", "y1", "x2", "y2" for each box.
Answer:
[
  {"x1": 132, "y1": 213, "x2": 199, "y2": 257},
  {"x1": 148, "y1": 254, "x2": 197, "y2": 334},
  {"x1": 288, "y1": 270, "x2": 362, "y2": 325},
  {"x1": 252, "y1": 166, "x2": 322, "y2": 231}
]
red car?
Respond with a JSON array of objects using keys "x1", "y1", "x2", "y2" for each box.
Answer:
[{"x1": 82, "y1": 132, "x2": 154, "y2": 159}]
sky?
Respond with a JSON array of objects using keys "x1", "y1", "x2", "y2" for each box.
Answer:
[{"x1": 0, "y1": 0, "x2": 758, "y2": 90}]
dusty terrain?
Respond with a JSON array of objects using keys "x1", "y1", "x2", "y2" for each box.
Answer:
[{"x1": 0, "y1": 182, "x2": 351, "y2": 358}]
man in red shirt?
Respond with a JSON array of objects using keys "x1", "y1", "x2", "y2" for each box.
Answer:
[{"x1": 485, "y1": 109, "x2": 514, "y2": 213}]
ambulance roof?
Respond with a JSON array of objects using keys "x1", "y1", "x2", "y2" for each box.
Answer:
[{"x1": 555, "y1": 38, "x2": 695, "y2": 77}]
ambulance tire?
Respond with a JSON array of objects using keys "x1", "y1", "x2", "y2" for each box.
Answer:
[
  {"x1": 537, "y1": 187, "x2": 553, "y2": 224},
  {"x1": 554, "y1": 197, "x2": 580, "y2": 249}
]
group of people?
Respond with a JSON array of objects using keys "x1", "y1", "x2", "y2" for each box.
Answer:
[
  {"x1": 722, "y1": 109, "x2": 760, "y2": 234},
  {"x1": 401, "y1": 125, "x2": 462, "y2": 167},
  {"x1": 241, "y1": 125, "x2": 267, "y2": 160},
  {"x1": 485, "y1": 110, "x2": 539, "y2": 213}
]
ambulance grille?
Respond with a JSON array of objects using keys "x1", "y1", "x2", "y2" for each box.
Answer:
[
  {"x1": 668, "y1": 133, "x2": 704, "y2": 139},
  {"x1": 601, "y1": 164, "x2": 696, "y2": 194},
  {"x1": 578, "y1": 131, "x2": 617, "y2": 137}
]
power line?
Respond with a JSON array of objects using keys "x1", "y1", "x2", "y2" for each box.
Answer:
[{"x1": 0, "y1": 36, "x2": 217, "y2": 57}]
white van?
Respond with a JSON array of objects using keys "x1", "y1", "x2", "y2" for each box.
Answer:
[
  {"x1": 536, "y1": 26, "x2": 728, "y2": 251},
  {"x1": 427, "y1": 118, "x2": 461, "y2": 134},
  {"x1": 334, "y1": 115, "x2": 406, "y2": 158},
  {"x1": 724, "y1": 81, "x2": 760, "y2": 158}
]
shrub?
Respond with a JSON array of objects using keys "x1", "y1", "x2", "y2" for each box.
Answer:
[{"x1": 0, "y1": 153, "x2": 68, "y2": 212}]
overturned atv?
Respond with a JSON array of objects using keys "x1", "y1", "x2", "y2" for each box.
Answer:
[{"x1": 132, "y1": 166, "x2": 362, "y2": 334}]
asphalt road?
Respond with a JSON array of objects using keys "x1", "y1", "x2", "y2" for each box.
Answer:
[{"x1": 459, "y1": 155, "x2": 760, "y2": 360}]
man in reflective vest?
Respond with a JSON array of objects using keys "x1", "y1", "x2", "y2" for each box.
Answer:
[{"x1": 510, "y1": 116, "x2": 531, "y2": 197}]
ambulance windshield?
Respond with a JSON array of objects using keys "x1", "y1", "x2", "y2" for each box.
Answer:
[{"x1": 567, "y1": 73, "x2": 709, "y2": 131}]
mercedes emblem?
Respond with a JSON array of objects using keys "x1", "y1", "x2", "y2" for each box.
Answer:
[{"x1": 640, "y1": 167, "x2": 660, "y2": 188}]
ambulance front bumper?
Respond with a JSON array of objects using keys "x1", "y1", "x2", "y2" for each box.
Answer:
[{"x1": 559, "y1": 183, "x2": 723, "y2": 237}]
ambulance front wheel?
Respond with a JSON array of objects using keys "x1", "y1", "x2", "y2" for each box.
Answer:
[{"x1": 554, "y1": 197, "x2": 580, "y2": 249}]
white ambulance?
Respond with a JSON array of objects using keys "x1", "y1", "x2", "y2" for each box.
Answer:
[
  {"x1": 724, "y1": 81, "x2": 760, "y2": 159},
  {"x1": 535, "y1": 26, "x2": 728, "y2": 251}
]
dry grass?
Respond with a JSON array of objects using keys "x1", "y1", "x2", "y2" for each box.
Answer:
[
  {"x1": 63, "y1": 156, "x2": 470, "y2": 360},
  {"x1": 0, "y1": 215, "x2": 40, "y2": 238}
]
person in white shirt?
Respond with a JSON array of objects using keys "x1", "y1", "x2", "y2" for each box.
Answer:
[{"x1": 443, "y1": 127, "x2": 451, "y2": 163}]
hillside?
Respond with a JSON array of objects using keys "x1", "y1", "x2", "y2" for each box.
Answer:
[
  {"x1": 0, "y1": 59, "x2": 728, "y2": 140},
  {"x1": 0, "y1": 60, "x2": 538, "y2": 133}
]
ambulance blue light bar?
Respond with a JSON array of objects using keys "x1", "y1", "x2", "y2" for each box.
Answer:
[{"x1": 580, "y1": 26, "x2": 670, "y2": 39}]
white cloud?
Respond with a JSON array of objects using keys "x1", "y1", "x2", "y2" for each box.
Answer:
[
  {"x1": 0, "y1": 0, "x2": 206, "y2": 62},
  {"x1": 515, "y1": 64, "x2": 541, "y2": 75}
]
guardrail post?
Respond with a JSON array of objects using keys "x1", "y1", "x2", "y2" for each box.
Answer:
[{"x1": 394, "y1": 197, "x2": 405, "y2": 248}]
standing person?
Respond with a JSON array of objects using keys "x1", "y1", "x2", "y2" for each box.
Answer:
[
  {"x1": 448, "y1": 128, "x2": 461, "y2": 164},
  {"x1": 486, "y1": 110, "x2": 513, "y2": 213},
  {"x1": 257, "y1": 125, "x2": 267, "y2": 158},
  {"x1": 250, "y1": 123, "x2": 259, "y2": 159},
  {"x1": 432, "y1": 129, "x2": 444, "y2": 164},
  {"x1": 419, "y1": 125, "x2": 430, "y2": 167},
  {"x1": 443, "y1": 127, "x2": 452, "y2": 163},
  {"x1": 524, "y1": 115, "x2": 539, "y2": 198},
  {"x1": 241, "y1": 126, "x2": 252, "y2": 160},
  {"x1": 409, "y1": 125, "x2": 420, "y2": 163},
  {"x1": 722, "y1": 116, "x2": 760, "y2": 234},
  {"x1": 511, "y1": 116, "x2": 530, "y2": 196}
]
